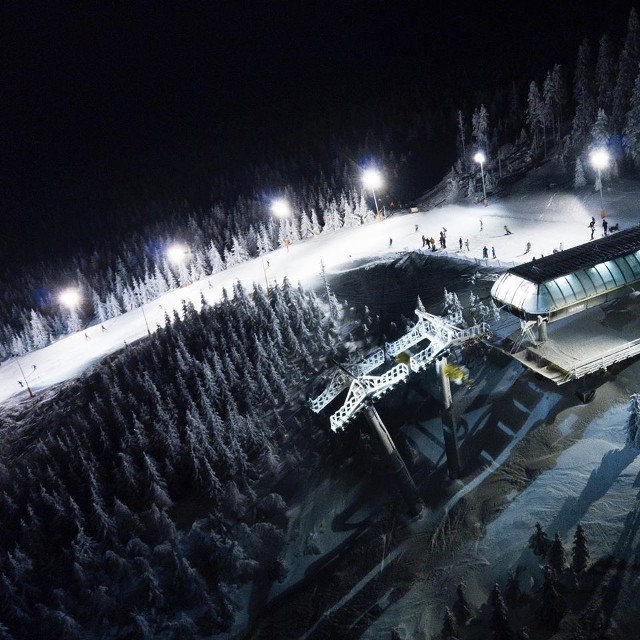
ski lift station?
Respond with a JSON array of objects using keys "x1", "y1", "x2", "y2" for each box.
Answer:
[{"x1": 491, "y1": 224, "x2": 640, "y2": 385}]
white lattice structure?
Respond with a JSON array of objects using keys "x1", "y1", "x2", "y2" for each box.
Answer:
[
  {"x1": 310, "y1": 306, "x2": 490, "y2": 432},
  {"x1": 308, "y1": 348, "x2": 385, "y2": 413},
  {"x1": 385, "y1": 310, "x2": 465, "y2": 357},
  {"x1": 329, "y1": 363, "x2": 410, "y2": 431}
]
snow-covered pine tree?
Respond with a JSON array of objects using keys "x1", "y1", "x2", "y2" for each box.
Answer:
[
  {"x1": 28, "y1": 310, "x2": 50, "y2": 350},
  {"x1": 590, "y1": 108, "x2": 610, "y2": 157},
  {"x1": 452, "y1": 582, "x2": 473, "y2": 625},
  {"x1": 441, "y1": 606, "x2": 456, "y2": 639},
  {"x1": 538, "y1": 565, "x2": 565, "y2": 629},
  {"x1": 626, "y1": 392, "x2": 640, "y2": 446},
  {"x1": 526, "y1": 80, "x2": 545, "y2": 154},
  {"x1": 594, "y1": 33, "x2": 616, "y2": 115},
  {"x1": 571, "y1": 39, "x2": 595, "y2": 149},
  {"x1": 528, "y1": 522, "x2": 551, "y2": 557},
  {"x1": 466, "y1": 176, "x2": 476, "y2": 200},
  {"x1": 543, "y1": 64, "x2": 566, "y2": 145},
  {"x1": 571, "y1": 523, "x2": 590, "y2": 574},
  {"x1": 623, "y1": 67, "x2": 640, "y2": 168},
  {"x1": 574, "y1": 157, "x2": 587, "y2": 188},
  {"x1": 612, "y1": 7, "x2": 640, "y2": 132},
  {"x1": 310, "y1": 208, "x2": 322, "y2": 234},
  {"x1": 456, "y1": 109, "x2": 466, "y2": 165},
  {"x1": 548, "y1": 533, "x2": 566, "y2": 575},
  {"x1": 207, "y1": 241, "x2": 226, "y2": 273},
  {"x1": 489, "y1": 583, "x2": 513, "y2": 640},
  {"x1": 472, "y1": 104, "x2": 490, "y2": 152}
]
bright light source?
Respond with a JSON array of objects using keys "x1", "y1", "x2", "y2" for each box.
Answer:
[
  {"x1": 58, "y1": 287, "x2": 81, "y2": 309},
  {"x1": 473, "y1": 151, "x2": 486, "y2": 164},
  {"x1": 362, "y1": 168, "x2": 383, "y2": 191},
  {"x1": 590, "y1": 148, "x2": 609, "y2": 170},
  {"x1": 166, "y1": 244, "x2": 189, "y2": 264},
  {"x1": 271, "y1": 198, "x2": 291, "y2": 218}
]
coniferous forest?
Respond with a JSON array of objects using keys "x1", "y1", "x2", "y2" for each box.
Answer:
[
  {"x1": 0, "y1": 279, "x2": 336, "y2": 638},
  {"x1": 4, "y1": 8, "x2": 640, "y2": 360},
  {"x1": 3, "y1": 6, "x2": 640, "y2": 640}
]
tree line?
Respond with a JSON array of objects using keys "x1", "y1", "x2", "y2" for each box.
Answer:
[{"x1": 0, "y1": 279, "x2": 336, "y2": 638}]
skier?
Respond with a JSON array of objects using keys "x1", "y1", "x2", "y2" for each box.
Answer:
[
  {"x1": 504, "y1": 225, "x2": 513, "y2": 235},
  {"x1": 32, "y1": 364, "x2": 37, "y2": 370},
  {"x1": 84, "y1": 333, "x2": 90, "y2": 341},
  {"x1": 482, "y1": 246, "x2": 488, "y2": 259},
  {"x1": 492, "y1": 246, "x2": 496, "y2": 259},
  {"x1": 603, "y1": 219, "x2": 608, "y2": 235},
  {"x1": 389, "y1": 237, "x2": 393, "y2": 248},
  {"x1": 525, "y1": 242, "x2": 531, "y2": 253},
  {"x1": 415, "y1": 224, "x2": 419, "y2": 232},
  {"x1": 480, "y1": 219, "x2": 483, "y2": 231},
  {"x1": 589, "y1": 219, "x2": 595, "y2": 240},
  {"x1": 101, "y1": 324, "x2": 108, "y2": 332},
  {"x1": 459, "y1": 237, "x2": 463, "y2": 251},
  {"x1": 465, "y1": 239, "x2": 470, "y2": 251},
  {"x1": 430, "y1": 237, "x2": 436, "y2": 251},
  {"x1": 422, "y1": 234, "x2": 426, "y2": 247}
]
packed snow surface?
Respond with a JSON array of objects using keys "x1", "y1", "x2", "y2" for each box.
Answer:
[{"x1": 4, "y1": 173, "x2": 636, "y2": 407}]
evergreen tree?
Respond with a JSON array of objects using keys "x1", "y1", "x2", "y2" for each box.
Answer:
[
  {"x1": 472, "y1": 104, "x2": 490, "y2": 151},
  {"x1": 504, "y1": 566, "x2": 525, "y2": 608},
  {"x1": 538, "y1": 565, "x2": 565, "y2": 629},
  {"x1": 528, "y1": 522, "x2": 551, "y2": 557},
  {"x1": 571, "y1": 39, "x2": 595, "y2": 148},
  {"x1": 589, "y1": 108, "x2": 610, "y2": 153},
  {"x1": 626, "y1": 393, "x2": 640, "y2": 446},
  {"x1": 574, "y1": 157, "x2": 587, "y2": 188},
  {"x1": 612, "y1": 7, "x2": 640, "y2": 132},
  {"x1": 441, "y1": 606, "x2": 456, "y2": 639},
  {"x1": 623, "y1": 66, "x2": 640, "y2": 168},
  {"x1": 543, "y1": 64, "x2": 566, "y2": 144},
  {"x1": 489, "y1": 583, "x2": 513, "y2": 640},
  {"x1": 548, "y1": 533, "x2": 566, "y2": 575},
  {"x1": 527, "y1": 81, "x2": 546, "y2": 154},
  {"x1": 28, "y1": 310, "x2": 50, "y2": 350},
  {"x1": 452, "y1": 582, "x2": 473, "y2": 625},
  {"x1": 571, "y1": 523, "x2": 590, "y2": 574},
  {"x1": 594, "y1": 33, "x2": 617, "y2": 114}
]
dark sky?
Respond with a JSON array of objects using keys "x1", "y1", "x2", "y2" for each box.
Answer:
[{"x1": 0, "y1": 1, "x2": 635, "y2": 258}]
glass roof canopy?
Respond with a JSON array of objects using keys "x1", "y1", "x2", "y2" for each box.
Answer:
[{"x1": 491, "y1": 225, "x2": 640, "y2": 321}]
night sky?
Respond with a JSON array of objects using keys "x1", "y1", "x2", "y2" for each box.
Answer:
[{"x1": 1, "y1": 1, "x2": 634, "y2": 262}]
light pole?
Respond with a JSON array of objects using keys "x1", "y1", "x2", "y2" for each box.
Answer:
[
  {"x1": 590, "y1": 148, "x2": 609, "y2": 216},
  {"x1": 14, "y1": 354, "x2": 35, "y2": 398},
  {"x1": 473, "y1": 151, "x2": 487, "y2": 205},
  {"x1": 362, "y1": 168, "x2": 383, "y2": 218},
  {"x1": 261, "y1": 256, "x2": 270, "y2": 292}
]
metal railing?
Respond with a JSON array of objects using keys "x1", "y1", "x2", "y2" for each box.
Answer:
[{"x1": 565, "y1": 336, "x2": 640, "y2": 381}]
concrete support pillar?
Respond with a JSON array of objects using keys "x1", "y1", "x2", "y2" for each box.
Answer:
[
  {"x1": 438, "y1": 357, "x2": 461, "y2": 479},
  {"x1": 363, "y1": 404, "x2": 423, "y2": 516},
  {"x1": 537, "y1": 317, "x2": 548, "y2": 343}
]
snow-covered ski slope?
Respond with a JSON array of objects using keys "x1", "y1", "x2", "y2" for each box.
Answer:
[{"x1": 1, "y1": 169, "x2": 637, "y2": 407}]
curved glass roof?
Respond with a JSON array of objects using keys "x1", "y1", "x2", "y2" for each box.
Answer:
[{"x1": 491, "y1": 226, "x2": 640, "y2": 319}]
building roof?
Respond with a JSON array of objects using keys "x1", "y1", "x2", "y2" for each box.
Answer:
[
  {"x1": 509, "y1": 224, "x2": 640, "y2": 283},
  {"x1": 491, "y1": 225, "x2": 640, "y2": 321}
]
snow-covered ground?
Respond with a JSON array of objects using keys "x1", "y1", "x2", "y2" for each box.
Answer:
[
  {"x1": 4, "y1": 161, "x2": 640, "y2": 637},
  {"x1": 2, "y1": 165, "x2": 633, "y2": 407}
]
